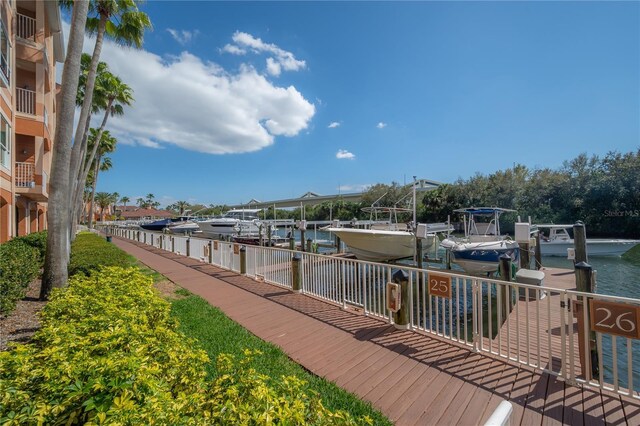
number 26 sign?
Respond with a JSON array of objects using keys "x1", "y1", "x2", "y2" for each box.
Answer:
[{"x1": 590, "y1": 300, "x2": 640, "y2": 339}]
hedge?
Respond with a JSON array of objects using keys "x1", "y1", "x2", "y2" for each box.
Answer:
[
  {"x1": 0, "y1": 267, "x2": 370, "y2": 425},
  {"x1": 68, "y1": 232, "x2": 137, "y2": 276},
  {"x1": 0, "y1": 240, "x2": 40, "y2": 316}
]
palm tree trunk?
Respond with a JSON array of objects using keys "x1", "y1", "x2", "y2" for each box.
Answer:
[
  {"x1": 68, "y1": 15, "x2": 107, "y2": 236},
  {"x1": 70, "y1": 118, "x2": 93, "y2": 237},
  {"x1": 72, "y1": 97, "x2": 113, "y2": 220},
  {"x1": 41, "y1": 0, "x2": 90, "y2": 300},
  {"x1": 88, "y1": 154, "x2": 101, "y2": 230}
]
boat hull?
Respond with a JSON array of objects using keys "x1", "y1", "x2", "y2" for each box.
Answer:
[
  {"x1": 443, "y1": 239, "x2": 520, "y2": 275},
  {"x1": 326, "y1": 228, "x2": 417, "y2": 262},
  {"x1": 540, "y1": 239, "x2": 640, "y2": 257}
]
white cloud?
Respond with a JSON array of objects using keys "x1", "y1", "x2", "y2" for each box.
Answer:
[
  {"x1": 167, "y1": 28, "x2": 199, "y2": 45},
  {"x1": 222, "y1": 43, "x2": 246, "y2": 55},
  {"x1": 376, "y1": 122, "x2": 387, "y2": 129},
  {"x1": 336, "y1": 149, "x2": 355, "y2": 160},
  {"x1": 328, "y1": 121, "x2": 340, "y2": 128},
  {"x1": 68, "y1": 23, "x2": 315, "y2": 155},
  {"x1": 338, "y1": 184, "x2": 370, "y2": 192},
  {"x1": 223, "y1": 31, "x2": 306, "y2": 76}
]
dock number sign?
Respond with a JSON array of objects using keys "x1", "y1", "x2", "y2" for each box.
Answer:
[
  {"x1": 590, "y1": 300, "x2": 640, "y2": 339},
  {"x1": 428, "y1": 273, "x2": 452, "y2": 299}
]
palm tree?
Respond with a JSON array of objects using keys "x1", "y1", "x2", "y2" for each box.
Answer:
[
  {"x1": 66, "y1": 0, "x2": 151, "y2": 224},
  {"x1": 87, "y1": 130, "x2": 116, "y2": 229},
  {"x1": 41, "y1": 1, "x2": 90, "y2": 300},
  {"x1": 136, "y1": 197, "x2": 145, "y2": 207},
  {"x1": 175, "y1": 200, "x2": 189, "y2": 215},
  {"x1": 120, "y1": 196, "x2": 130, "y2": 214},
  {"x1": 72, "y1": 66, "x2": 133, "y2": 221},
  {"x1": 94, "y1": 191, "x2": 116, "y2": 222}
]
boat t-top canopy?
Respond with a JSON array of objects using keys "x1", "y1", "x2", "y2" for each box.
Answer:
[
  {"x1": 453, "y1": 207, "x2": 517, "y2": 216},
  {"x1": 536, "y1": 224, "x2": 573, "y2": 228},
  {"x1": 361, "y1": 206, "x2": 413, "y2": 214}
]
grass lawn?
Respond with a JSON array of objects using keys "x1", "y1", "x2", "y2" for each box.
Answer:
[{"x1": 171, "y1": 293, "x2": 392, "y2": 425}]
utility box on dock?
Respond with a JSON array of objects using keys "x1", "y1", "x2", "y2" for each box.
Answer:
[{"x1": 515, "y1": 269, "x2": 546, "y2": 300}]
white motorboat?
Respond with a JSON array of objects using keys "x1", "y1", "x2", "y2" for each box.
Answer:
[
  {"x1": 440, "y1": 207, "x2": 520, "y2": 275},
  {"x1": 167, "y1": 220, "x2": 201, "y2": 234},
  {"x1": 325, "y1": 207, "x2": 450, "y2": 262},
  {"x1": 537, "y1": 224, "x2": 640, "y2": 257},
  {"x1": 197, "y1": 209, "x2": 263, "y2": 239}
]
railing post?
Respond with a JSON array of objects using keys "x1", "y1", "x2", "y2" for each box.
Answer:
[
  {"x1": 392, "y1": 270, "x2": 410, "y2": 330},
  {"x1": 291, "y1": 254, "x2": 301, "y2": 292},
  {"x1": 472, "y1": 279, "x2": 479, "y2": 352},
  {"x1": 209, "y1": 241, "x2": 214, "y2": 263},
  {"x1": 575, "y1": 261, "x2": 599, "y2": 379},
  {"x1": 240, "y1": 245, "x2": 247, "y2": 275}
]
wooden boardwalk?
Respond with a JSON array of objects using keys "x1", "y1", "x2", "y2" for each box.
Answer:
[{"x1": 113, "y1": 237, "x2": 640, "y2": 425}]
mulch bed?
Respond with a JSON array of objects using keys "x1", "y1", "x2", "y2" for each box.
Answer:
[
  {"x1": 0, "y1": 278, "x2": 184, "y2": 352},
  {"x1": 0, "y1": 279, "x2": 46, "y2": 352}
]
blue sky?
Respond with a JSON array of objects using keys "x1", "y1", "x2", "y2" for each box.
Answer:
[{"x1": 83, "y1": 1, "x2": 639, "y2": 207}]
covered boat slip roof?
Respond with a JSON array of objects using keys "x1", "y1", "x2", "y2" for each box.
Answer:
[
  {"x1": 228, "y1": 179, "x2": 443, "y2": 209},
  {"x1": 453, "y1": 207, "x2": 517, "y2": 215}
]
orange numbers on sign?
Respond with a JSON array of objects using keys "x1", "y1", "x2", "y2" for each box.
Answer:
[
  {"x1": 428, "y1": 273, "x2": 452, "y2": 299},
  {"x1": 590, "y1": 300, "x2": 640, "y2": 339}
]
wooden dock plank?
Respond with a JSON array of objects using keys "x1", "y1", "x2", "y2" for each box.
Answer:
[{"x1": 111, "y1": 236, "x2": 637, "y2": 426}]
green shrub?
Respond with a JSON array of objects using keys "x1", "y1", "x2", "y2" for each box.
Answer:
[
  {"x1": 0, "y1": 267, "x2": 368, "y2": 425},
  {"x1": 10, "y1": 231, "x2": 47, "y2": 267},
  {"x1": 0, "y1": 240, "x2": 39, "y2": 316},
  {"x1": 68, "y1": 232, "x2": 137, "y2": 276}
]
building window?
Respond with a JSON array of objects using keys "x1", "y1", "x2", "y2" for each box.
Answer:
[
  {"x1": 0, "y1": 115, "x2": 10, "y2": 169},
  {"x1": 0, "y1": 18, "x2": 9, "y2": 87}
]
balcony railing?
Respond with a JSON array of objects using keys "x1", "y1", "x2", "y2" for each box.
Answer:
[
  {"x1": 17, "y1": 88, "x2": 36, "y2": 115},
  {"x1": 17, "y1": 13, "x2": 36, "y2": 42},
  {"x1": 15, "y1": 161, "x2": 35, "y2": 188},
  {"x1": 43, "y1": 106, "x2": 48, "y2": 129}
]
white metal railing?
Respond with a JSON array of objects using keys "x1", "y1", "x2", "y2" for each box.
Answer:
[
  {"x1": 109, "y1": 227, "x2": 640, "y2": 400},
  {"x1": 17, "y1": 88, "x2": 36, "y2": 115},
  {"x1": 17, "y1": 13, "x2": 36, "y2": 42},
  {"x1": 15, "y1": 161, "x2": 35, "y2": 187}
]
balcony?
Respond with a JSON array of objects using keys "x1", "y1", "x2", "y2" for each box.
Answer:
[
  {"x1": 15, "y1": 161, "x2": 35, "y2": 187},
  {"x1": 17, "y1": 13, "x2": 36, "y2": 43},
  {"x1": 15, "y1": 161, "x2": 48, "y2": 201},
  {"x1": 17, "y1": 88, "x2": 36, "y2": 115}
]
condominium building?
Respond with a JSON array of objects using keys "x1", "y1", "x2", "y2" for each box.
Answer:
[{"x1": 0, "y1": 0, "x2": 63, "y2": 243}]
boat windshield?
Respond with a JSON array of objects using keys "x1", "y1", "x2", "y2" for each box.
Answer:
[{"x1": 223, "y1": 210, "x2": 260, "y2": 220}]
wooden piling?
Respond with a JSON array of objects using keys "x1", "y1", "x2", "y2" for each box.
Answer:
[
  {"x1": 306, "y1": 238, "x2": 312, "y2": 253},
  {"x1": 575, "y1": 261, "x2": 599, "y2": 379},
  {"x1": 499, "y1": 254, "x2": 513, "y2": 319},
  {"x1": 534, "y1": 231, "x2": 542, "y2": 270},
  {"x1": 291, "y1": 254, "x2": 301, "y2": 292},
  {"x1": 300, "y1": 229, "x2": 306, "y2": 252},
  {"x1": 392, "y1": 270, "x2": 410, "y2": 329},
  {"x1": 573, "y1": 221, "x2": 588, "y2": 264},
  {"x1": 519, "y1": 242, "x2": 530, "y2": 269},
  {"x1": 239, "y1": 246, "x2": 246, "y2": 275}
]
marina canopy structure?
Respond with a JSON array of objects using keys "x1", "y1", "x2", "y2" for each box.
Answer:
[{"x1": 229, "y1": 179, "x2": 443, "y2": 209}]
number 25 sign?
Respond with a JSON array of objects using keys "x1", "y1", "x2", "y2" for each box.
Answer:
[
  {"x1": 428, "y1": 273, "x2": 452, "y2": 299},
  {"x1": 590, "y1": 300, "x2": 640, "y2": 339}
]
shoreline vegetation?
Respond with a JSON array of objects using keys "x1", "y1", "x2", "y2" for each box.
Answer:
[
  {"x1": 0, "y1": 233, "x2": 389, "y2": 424},
  {"x1": 124, "y1": 150, "x2": 639, "y2": 240}
]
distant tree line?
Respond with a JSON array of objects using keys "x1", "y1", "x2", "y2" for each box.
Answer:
[{"x1": 421, "y1": 150, "x2": 640, "y2": 238}]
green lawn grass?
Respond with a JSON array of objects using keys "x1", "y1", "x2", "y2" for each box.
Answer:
[{"x1": 171, "y1": 294, "x2": 392, "y2": 425}]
